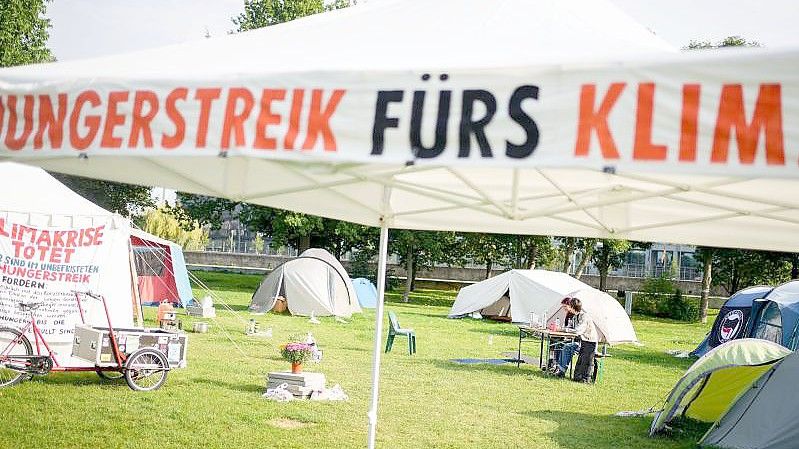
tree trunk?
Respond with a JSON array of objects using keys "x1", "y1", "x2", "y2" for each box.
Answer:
[
  {"x1": 562, "y1": 241, "x2": 575, "y2": 273},
  {"x1": 700, "y1": 252, "x2": 713, "y2": 324},
  {"x1": 410, "y1": 260, "x2": 417, "y2": 292},
  {"x1": 485, "y1": 259, "x2": 493, "y2": 279},
  {"x1": 402, "y1": 246, "x2": 413, "y2": 303},
  {"x1": 599, "y1": 267, "x2": 608, "y2": 291},
  {"x1": 574, "y1": 246, "x2": 594, "y2": 279},
  {"x1": 792, "y1": 255, "x2": 799, "y2": 279},
  {"x1": 528, "y1": 244, "x2": 538, "y2": 270},
  {"x1": 298, "y1": 235, "x2": 311, "y2": 253}
]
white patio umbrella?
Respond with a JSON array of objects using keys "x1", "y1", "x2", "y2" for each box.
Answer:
[{"x1": 2, "y1": 0, "x2": 799, "y2": 447}]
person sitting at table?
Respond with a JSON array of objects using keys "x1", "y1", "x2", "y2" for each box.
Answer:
[
  {"x1": 548, "y1": 298, "x2": 598, "y2": 382},
  {"x1": 544, "y1": 297, "x2": 576, "y2": 370}
]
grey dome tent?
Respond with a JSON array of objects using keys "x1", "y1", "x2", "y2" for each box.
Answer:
[
  {"x1": 748, "y1": 280, "x2": 799, "y2": 349},
  {"x1": 691, "y1": 286, "x2": 772, "y2": 357},
  {"x1": 701, "y1": 349, "x2": 799, "y2": 448},
  {"x1": 249, "y1": 248, "x2": 360, "y2": 317}
]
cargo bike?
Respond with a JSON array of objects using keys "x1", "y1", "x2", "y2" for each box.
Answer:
[{"x1": 0, "y1": 291, "x2": 187, "y2": 391}]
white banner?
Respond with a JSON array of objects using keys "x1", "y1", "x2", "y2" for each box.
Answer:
[
  {"x1": 1, "y1": 50, "x2": 798, "y2": 177},
  {"x1": 0, "y1": 215, "x2": 134, "y2": 367}
]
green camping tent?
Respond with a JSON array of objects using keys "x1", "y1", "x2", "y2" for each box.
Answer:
[{"x1": 650, "y1": 338, "x2": 791, "y2": 435}]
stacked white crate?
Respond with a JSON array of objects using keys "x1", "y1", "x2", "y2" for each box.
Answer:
[{"x1": 266, "y1": 372, "x2": 326, "y2": 398}]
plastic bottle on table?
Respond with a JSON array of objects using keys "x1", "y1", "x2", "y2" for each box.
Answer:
[{"x1": 555, "y1": 318, "x2": 561, "y2": 331}]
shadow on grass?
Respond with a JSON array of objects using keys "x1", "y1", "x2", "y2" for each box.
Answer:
[
  {"x1": 611, "y1": 346, "x2": 696, "y2": 371},
  {"x1": 521, "y1": 410, "x2": 704, "y2": 449},
  {"x1": 193, "y1": 377, "x2": 264, "y2": 394},
  {"x1": 431, "y1": 359, "x2": 547, "y2": 378}
]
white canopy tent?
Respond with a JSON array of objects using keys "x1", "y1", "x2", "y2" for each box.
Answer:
[
  {"x1": 449, "y1": 270, "x2": 637, "y2": 344},
  {"x1": 2, "y1": 0, "x2": 799, "y2": 446}
]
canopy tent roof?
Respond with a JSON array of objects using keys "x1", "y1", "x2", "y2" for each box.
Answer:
[
  {"x1": 0, "y1": 0, "x2": 675, "y2": 80},
  {"x1": 2, "y1": 1, "x2": 799, "y2": 251},
  {"x1": 650, "y1": 338, "x2": 791, "y2": 435}
]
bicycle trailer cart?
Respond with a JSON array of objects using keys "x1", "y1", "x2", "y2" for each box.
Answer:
[{"x1": 0, "y1": 291, "x2": 187, "y2": 391}]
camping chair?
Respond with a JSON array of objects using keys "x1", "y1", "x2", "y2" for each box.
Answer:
[
  {"x1": 592, "y1": 344, "x2": 610, "y2": 383},
  {"x1": 385, "y1": 311, "x2": 416, "y2": 355}
]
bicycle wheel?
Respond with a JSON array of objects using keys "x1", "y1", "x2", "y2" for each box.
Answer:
[
  {"x1": 124, "y1": 348, "x2": 169, "y2": 392},
  {"x1": 0, "y1": 327, "x2": 32, "y2": 388}
]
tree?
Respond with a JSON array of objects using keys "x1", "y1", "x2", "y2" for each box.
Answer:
[
  {"x1": 391, "y1": 230, "x2": 460, "y2": 302},
  {"x1": 460, "y1": 233, "x2": 514, "y2": 279},
  {"x1": 52, "y1": 174, "x2": 155, "y2": 217},
  {"x1": 695, "y1": 247, "x2": 714, "y2": 324},
  {"x1": 684, "y1": 35, "x2": 761, "y2": 50},
  {"x1": 232, "y1": 0, "x2": 352, "y2": 32},
  {"x1": 0, "y1": 0, "x2": 54, "y2": 67},
  {"x1": 557, "y1": 237, "x2": 578, "y2": 272},
  {"x1": 141, "y1": 208, "x2": 209, "y2": 251},
  {"x1": 591, "y1": 239, "x2": 632, "y2": 291},
  {"x1": 711, "y1": 249, "x2": 790, "y2": 295},
  {"x1": 507, "y1": 236, "x2": 555, "y2": 270},
  {"x1": 573, "y1": 238, "x2": 597, "y2": 279},
  {"x1": 173, "y1": 193, "x2": 237, "y2": 230}
]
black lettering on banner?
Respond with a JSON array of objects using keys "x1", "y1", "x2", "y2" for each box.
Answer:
[
  {"x1": 410, "y1": 90, "x2": 450, "y2": 159},
  {"x1": 459, "y1": 90, "x2": 497, "y2": 158},
  {"x1": 371, "y1": 90, "x2": 404, "y2": 155},
  {"x1": 506, "y1": 85, "x2": 540, "y2": 159}
]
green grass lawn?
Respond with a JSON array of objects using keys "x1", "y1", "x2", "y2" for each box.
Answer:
[{"x1": 0, "y1": 272, "x2": 716, "y2": 449}]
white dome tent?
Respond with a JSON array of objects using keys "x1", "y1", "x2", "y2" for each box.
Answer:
[
  {"x1": 249, "y1": 248, "x2": 360, "y2": 317},
  {"x1": 2, "y1": 0, "x2": 799, "y2": 446},
  {"x1": 449, "y1": 270, "x2": 637, "y2": 344}
]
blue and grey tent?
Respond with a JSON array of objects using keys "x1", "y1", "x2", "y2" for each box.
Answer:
[
  {"x1": 749, "y1": 280, "x2": 799, "y2": 350},
  {"x1": 353, "y1": 277, "x2": 378, "y2": 308},
  {"x1": 691, "y1": 286, "x2": 772, "y2": 357}
]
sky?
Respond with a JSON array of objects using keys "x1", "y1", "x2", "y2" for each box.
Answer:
[{"x1": 46, "y1": 0, "x2": 799, "y2": 61}]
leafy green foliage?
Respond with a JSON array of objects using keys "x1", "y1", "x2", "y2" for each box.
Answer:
[
  {"x1": 634, "y1": 276, "x2": 699, "y2": 322},
  {"x1": 141, "y1": 208, "x2": 209, "y2": 251},
  {"x1": 592, "y1": 239, "x2": 632, "y2": 290},
  {"x1": 232, "y1": 0, "x2": 353, "y2": 32},
  {"x1": 0, "y1": 0, "x2": 54, "y2": 67},
  {"x1": 710, "y1": 249, "x2": 791, "y2": 295},
  {"x1": 684, "y1": 35, "x2": 760, "y2": 50},
  {"x1": 53, "y1": 173, "x2": 155, "y2": 217}
]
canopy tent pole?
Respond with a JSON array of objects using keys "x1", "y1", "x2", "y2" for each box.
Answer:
[{"x1": 368, "y1": 187, "x2": 392, "y2": 449}]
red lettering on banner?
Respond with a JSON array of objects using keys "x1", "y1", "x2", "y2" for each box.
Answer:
[
  {"x1": 195, "y1": 88, "x2": 221, "y2": 148},
  {"x1": 100, "y1": 91, "x2": 129, "y2": 148},
  {"x1": 129, "y1": 90, "x2": 159, "y2": 148},
  {"x1": 284, "y1": 89, "x2": 304, "y2": 150},
  {"x1": 34, "y1": 94, "x2": 67, "y2": 149},
  {"x1": 69, "y1": 91, "x2": 102, "y2": 150},
  {"x1": 574, "y1": 83, "x2": 625, "y2": 159},
  {"x1": 679, "y1": 84, "x2": 700, "y2": 162},
  {"x1": 711, "y1": 84, "x2": 784, "y2": 165},
  {"x1": 221, "y1": 88, "x2": 254, "y2": 149},
  {"x1": 301, "y1": 89, "x2": 345, "y2": 151},
  {"x1": 162, "y1": 88, "x2": 188, "y2": 149},
  {"x1": 633, "y1": 83, "x2": 667, "y2": 160},
  {"x1": 254, "y1": 89, "x2": 285, "y2": 150},
  {"x1": 5, "y1": 95, "x2": 35, "y2": 151}
]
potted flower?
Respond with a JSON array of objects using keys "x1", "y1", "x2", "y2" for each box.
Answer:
[{"x1": 280, "y1": 340, "x2": 314, "y2": 374}]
